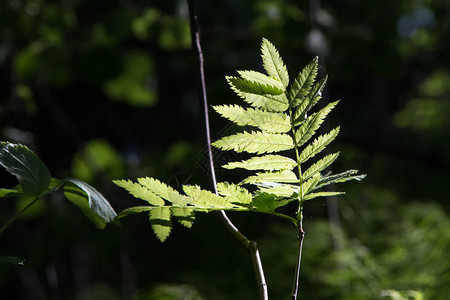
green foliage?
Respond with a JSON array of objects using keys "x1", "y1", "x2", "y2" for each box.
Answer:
[
  {"x1": 115, "y1": 38, "x2": 364, "y2": 242},
  {"x1": 0, "y1": 142, "x2": 117, "y2": 235},
  {"x1": 212, "y1": 38, "x2": 364, "y2": 206},
  {"x1": 0, "y1": 142, "x2": 51, "y2": 196},
  {"x1": 64, "y1": 178, "x2": 117, "y2": 229}
]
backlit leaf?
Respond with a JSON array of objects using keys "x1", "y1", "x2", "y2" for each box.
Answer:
[
  {"x1": 298, "y1": 127, "x2": 340, "y2": 164},
  {"x1": 288, "y1": 57, "x2": 318, "y2": 107},
  {"x1": 223, "y1": 154, "x2": 296, "y2": 171},
  {"x1": 149, "y1": 207, "x2": 172, "y2": 242},
  {"x1": 243, "y1": 170, "x2": 298, "y2": 184},
  {"x1": 261, "y1": 38, "x2": 289, "y2": 88},
  {"x1": 213, "y1": 131, "x2": 293, "y2": 154},
  {"x1": 213, "y1": 105, "x2": 291, "y2": 133},
  {"x1": 217, "y1": 182, "x2": 252, "y2": 204}
]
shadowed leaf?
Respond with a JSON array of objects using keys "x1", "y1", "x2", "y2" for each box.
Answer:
[{"x1": 0, "y1": 142, "x2": 51, "y2": 196}]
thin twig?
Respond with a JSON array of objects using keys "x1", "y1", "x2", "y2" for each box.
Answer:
[
  {"x1": 186, "y1": 1, "x2": 268, "y2": 299},
  {"x1": 291, "y1": 215, "x2": 305, "y2": 300},
  {"x1": 0, "y1": 197, "x2": 40, "y2": 235}
]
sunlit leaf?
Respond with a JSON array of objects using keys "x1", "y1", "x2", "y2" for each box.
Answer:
[{"x1": 149, "y1": 207, "x2": 172, "y2": 242}]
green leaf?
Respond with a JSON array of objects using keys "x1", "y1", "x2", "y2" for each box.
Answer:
[
  {"x1": 217, "y1": 182, "x2": 252, "y2": 204},
  {"x1": 251, "y1": 193, "x2": 292, "y2": 212},
  {"x1": 117, "y1": 206, "x2": 153, "y2": 218},
  {"x1": 298, "y1": 127, "x2": 340, "y2": 164},
  {"x1": 0, "y1": 186, "x2": 24, "y2": 197},
  {"x1": 226, "y1": 76, "x2": 283, "y2": 95},
  {"x1": 212, "y1": 131, "x2": 294, "y2": 154},
  {"x1": 227, "y1": 78, "x2": 289, "y2": 112},
  {"x1": 250, "y1": 193, "x2": 278, "y2": 212},
  {"x1": 261, "y1": 38, "x2": 289, "y2": 88},
  {"x1": 237, "y1": 70, "x2": 285, "y2": 91},
  {"x1": 295, "y1": 101, "x2": 339, "y2": 147},
  {"x1": 243, "y1": 170, "x2": 298, "y2": 184},
  {"x1": 64, "y1": 184, "x2": 107, "y2": 229},
  {"x1": 256, "y1": 183, "x2": 297, "y2": 197},
  {"x1": 304, "y1": 191, "x2": 345, "y2": 201},
  {"x1": 293, "y1": 76, "x2": 327, "y2": 124},
  {"x1": 300, "y1": 174, "x2": 321, "y2": 199},
  {"x1": 64, "y1": 178, "x2": 117, "y2": 228},
  {"x1": 0, "y1": 254, "x2": 25, "y2": 266},
  {"x1": 182, "y1": 185, "x2": 233, "y2": 209},
  {"x1": 223, "y1": 154, "x2": 296, "y2": 171},
  {"x1": 0, "y1": 142, "x2": 51, "y2": 196},
  {"x1": 149, "y1": 207, "x2": 172, "y2": 242},
  {"x1": 305, "y1": 75, "x2": 328, "y2": 113},
  {"x1": 113, "y1": 179, "x2": 165, "y2": 206},
  {"x1": 137, "y1": 177, "x2": 190, "y2": 206},
  {"x1": 302, "y1": 152, "x2": 340, "y2": 181},
  {"x1": 316, "y1": 170, "x2": 366, "y2": 189},
  {"x1": 288, "y1": 57, "x2": 318, "y2": 107},
  {"x1": 171, "y1": 207, "x2": 195, "y2": 228},
  {"x1": 213, "y1": 105, "x2": 291, "y2": 133}
]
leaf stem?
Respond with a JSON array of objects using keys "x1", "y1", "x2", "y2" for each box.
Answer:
[
  {"x1": 228, "y1": 208, "x2": 298, "y2": 225},
  {"x1": 0, "y1": 196, "x2": 40, "y2": 235},
  {"x1": 288, "y1": 102, "x2": 306, "y2": 299},
  {"x1": 187, "y1": 1, "x2": 268, "y2": 299},
  {"x1": 291, "y1": 210, "x2": 305, "y2": 300}
]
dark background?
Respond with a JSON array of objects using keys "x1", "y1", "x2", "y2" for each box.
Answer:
[{"x1": 0, "y1": 0, "x2": 449, "y2": 299}]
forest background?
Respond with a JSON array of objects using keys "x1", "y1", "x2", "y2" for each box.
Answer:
[{"x1": 0, "y1": 0, "x2": 449, "y2": 299}]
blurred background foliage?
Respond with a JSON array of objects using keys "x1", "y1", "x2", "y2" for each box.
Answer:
[{"x1": 0, "y1": 0, "x2": 449, "y2": 299}]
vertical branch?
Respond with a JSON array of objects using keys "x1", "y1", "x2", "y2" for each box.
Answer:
[
  {"x1": 291, "y1": 222, "x2": 305, "y2": 300},
  {"x1": 187, "y1": 0, "x2": 217, "y2": 194},
  {"x1": 186, "y1": 1, "x2": 268, "y2": 299}
]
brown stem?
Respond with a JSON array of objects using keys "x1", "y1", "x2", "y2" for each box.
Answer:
[
  {"x1": 291, "y1": 218, "x2": 305, "y2": 300},
  {"x1": 187, "y1": 1, "x2": 268, "y2": 299}
]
